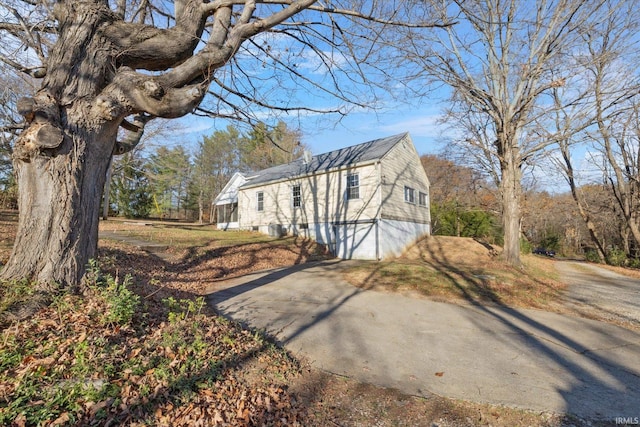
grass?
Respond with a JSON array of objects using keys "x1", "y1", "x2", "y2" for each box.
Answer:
[
  {"x1": 344, "y1": 236, "x2": 566, "y2": 310},
  {"x1": 99, "y1": 219, "x2": 276, "y2": 251}
]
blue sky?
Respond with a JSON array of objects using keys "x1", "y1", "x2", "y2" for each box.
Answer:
[{"x1": 173, "y1": 100, "x2": 449, "y2": 158}]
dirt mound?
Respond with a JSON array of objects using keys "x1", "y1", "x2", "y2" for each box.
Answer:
[{"x1": 404, "y1": 235, "x2": 500, "y2": 268}]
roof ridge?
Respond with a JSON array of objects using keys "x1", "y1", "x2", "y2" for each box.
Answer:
[
  {"x1": 240, "y1": 132, "x2": 410, "y2": 188},
  {"x1": 311, "y1": 132, "x2": 409, "y2": 158}
]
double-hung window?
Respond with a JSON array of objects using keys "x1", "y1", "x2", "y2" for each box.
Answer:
[
  {"x1": 346, "y1": 173, "x2": 360, "y2": 200},
  {"x1": 256, "y1": 191, "x2": 264, "y2": 212},
  {"x1": 404, "y1": 186, "x2": 416, "y2": 204},
  {"x1": 419, "y1": 191, "x2": 427, "y2": 207},
  {"x1": 292, "y1": 184, "x2": 302, "y2": 208}
]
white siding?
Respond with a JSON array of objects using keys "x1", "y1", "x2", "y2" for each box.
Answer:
[
  {"x1": 238, "y1": 163, "x2": 382, "y2": 233},
  {"x1": 380, "y1": 137, "x2": 431, "y2": 225}
]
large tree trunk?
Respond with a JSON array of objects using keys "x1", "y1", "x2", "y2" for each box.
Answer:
[
  {"x1": 1, "y1": 3, "x2": 119, "y2": 288},
  {"x1": 2, "y1": 117, "x2": 117, "y2": 287},
  {"x1": 499, "y1": 138, "x2": 523, "y2": 267}
]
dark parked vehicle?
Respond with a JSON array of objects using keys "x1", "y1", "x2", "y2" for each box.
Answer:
[{"x1": 533, "y1": 247, "x2": 556, "y2": 257}]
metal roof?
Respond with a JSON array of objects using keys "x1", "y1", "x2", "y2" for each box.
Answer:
[{"x1": 241, "y1": 132, "x2": 409, "y2": 188}]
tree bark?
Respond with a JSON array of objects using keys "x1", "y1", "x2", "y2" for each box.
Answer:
[
  {"x1": 2, "y1": 117, "x2": 117, "y2": 287},
  {"x1": 103, "y1": 160, "x2": 113, "y2": 220},
  {"x1": 198, "y1": 188, "x2": 205, "y2": 225},
  {"x1": 499, "y1": 139, "x2": 523, "y2": 267},
  {"x1": 2, "y1": 2, "x2": 120, "y2": 288}
]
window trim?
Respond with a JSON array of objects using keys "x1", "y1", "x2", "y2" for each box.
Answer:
[
  {"x1": 404, "y1": 186, "x2": 416, "y2": 204},
  {"x1": 256, "y1": 191, "x2": 264, "y2": 212},
  {"x1": 346, "y1": 172, "x2": 360, "y2": 200}
]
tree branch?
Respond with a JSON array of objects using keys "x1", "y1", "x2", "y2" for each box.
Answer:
[
  {"x1": 101, "y1": 0, "x2": 208, "y2": 71},
  {"x1": 103, "y1": 68, "x2": 207, "y2": 119},
  {"x1": 202, "y1": 1, "x2": 454, "y2": 28},
  {"x1": 209, "y1": 76, "x2": 346, "y2": 115},
  {"x1": 0, "y1": 53, "x2": 46, "y2": 78},
  {"x1": 113, "y1": 114, "x2": 154, "y2": 155}
]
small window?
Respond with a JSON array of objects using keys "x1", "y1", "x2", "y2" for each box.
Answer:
[
  {"x1": 419, "y1": 191, "x2": 428, "y2": 207},
  {"x1": 256, "y1": 191, "x2": 264, "y2": 212},
  {"x1": 299, "y1": 223, "x2": 309, "y2": 230},
  {"x1": 404, "y1": 186, "x2": 415, "y2": 204},
  {"x1": 292, "y1": 184, "x2": 302, "y2": 208},
  {"x1": 346, "y1": 173, "x2": 359, "y2": 200}
]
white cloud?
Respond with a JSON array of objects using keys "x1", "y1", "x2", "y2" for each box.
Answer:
[{"x1": 377, "y1": 114, "x2": 447, "y2": 139}]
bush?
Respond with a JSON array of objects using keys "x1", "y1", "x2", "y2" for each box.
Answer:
[
  {"x1": 584, "y1": 249, "x2": 602, "y2": 263},
  {"x1": 606, "y1": 247, "x2": 627, "y2": 267},
  {"x1": 84, "y1": 259, "x2": 140, "y2": 326},
  {"x1": 520, "y1": 238, "x2": 533, "y2": 255},
  {"x1": 431, "y1": 203, "x2": 501, "y2": 242},
  {"x1": 539, "y1": 235, "x2": 560, "y2": 252}
]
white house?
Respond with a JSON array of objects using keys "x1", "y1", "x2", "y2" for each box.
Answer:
[{"x1": 214, "y1": 133, "x2": 431, "y2": 260}]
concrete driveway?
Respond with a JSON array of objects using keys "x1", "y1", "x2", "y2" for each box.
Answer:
[{"x1": 207, "y1": 260, "x2": 640, "y2": 421}]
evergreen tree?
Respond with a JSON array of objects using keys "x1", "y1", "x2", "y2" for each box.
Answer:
[
  {"x1": 110, "y1": 153, "x2": 152, "y2": 218},
  {"x1": 147, "y1": 146, "x2": 191, "y2": 219},
  {"x1": 240, "y1": 122, "x2": 305, "y2": 172},
  {"x1": 191, "y1": 126, "x2": 242, "y2": 223}
]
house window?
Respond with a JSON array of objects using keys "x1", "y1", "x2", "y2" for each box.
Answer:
[
  {"x1": 217, "y1": 203, "x2": 238, "y2": 223},
  {"x1": 256, "y1": 191, "x2": 264, "y2": 212},
  {"x1": 292, "y1": 184, "x2": 302, "y2": 208},
  {"x1": 419, "y1": 191, "x2": 428, "y2": 207},
  {"x1": 404, "y1": 186, "x2": 415, "y2": 204},
  {"x1": 346, "y1": 173, "x2": 359, "y2": 200}
]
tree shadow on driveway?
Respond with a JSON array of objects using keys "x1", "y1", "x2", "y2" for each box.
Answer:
[{"x1": 207, "y1": 255, "x2": 640, "y2": 423}]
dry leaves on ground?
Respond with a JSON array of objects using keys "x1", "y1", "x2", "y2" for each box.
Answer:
[{"x1": 1, "y1": 272, "x2": 308, "y2": 426}]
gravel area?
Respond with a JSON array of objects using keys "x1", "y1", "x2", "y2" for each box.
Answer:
[{"x1": 555, "y1": 260, "x2": 640, "y2": 330}]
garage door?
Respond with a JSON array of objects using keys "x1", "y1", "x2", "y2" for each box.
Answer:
[{"x1": 333, "y1": 222, "x2": 377, "y2": 260}]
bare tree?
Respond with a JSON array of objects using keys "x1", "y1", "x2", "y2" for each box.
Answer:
[
  {"x1": 0, "y1": 0, "x2": 448, "y2": 288},
  {"x1": 539, "y1": 0, "x2": 640, "y2": 262},
  {"x1": 0, "y1": 64, "x2": 36, "y2": 184},
  {"x1": 399, "y1": 0, "x2": 604, "y2": 266}
]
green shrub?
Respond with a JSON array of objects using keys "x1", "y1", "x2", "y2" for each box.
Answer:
[
  {"x1": 520, "y1": 238, "x2": 533, "y2": 255},
  {"x1": 584, "y1": 249, "x2": 603, "y2": 263},
  {"x1": 85, "y1": 259, "x2": 140, "y2": 326},
  {"x1": 606, "y1": 247, "x2": 627, "y2": 267},
  {"x1": 163, "y1": 296, "x2": 206, "y2": 323}
]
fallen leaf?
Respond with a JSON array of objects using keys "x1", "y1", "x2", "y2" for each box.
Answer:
[
  {"x1": 129, "y1": 347, "x2": 142, "y2": 359},
  {"x1": 13, "y1": 413, "x2": 26, "y2": 427},
  {"x1": 51, "y1": 412, "x2": 70, "y2": 426}
]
